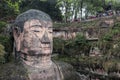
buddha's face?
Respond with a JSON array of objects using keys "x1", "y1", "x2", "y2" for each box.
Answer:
[{"x1": 14, "y1": 19, "x2": 53, "y2": 57}]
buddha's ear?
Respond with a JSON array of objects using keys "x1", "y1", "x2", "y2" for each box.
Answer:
[
  {"x1": 13, "y1": 27, "x2": 23, "y2": 51},
  {"x1": 13, "y1": 27, "x2": 20, "y2": 37}
]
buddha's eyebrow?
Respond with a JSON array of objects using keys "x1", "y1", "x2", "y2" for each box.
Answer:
[
  {"x1": 48, "y1": 27, "x2": 52, "y2": 29},
  {"x1": 30, "y1": 24, "x2": 42, "y2": 28}
]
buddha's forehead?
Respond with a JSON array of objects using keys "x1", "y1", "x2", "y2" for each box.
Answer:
[
  {"x1": 24, "y1": 19, "x2": 52, "y2": 29},
  {"x1": 24, "y1": 19, "x2": 41, "y2": 28}
]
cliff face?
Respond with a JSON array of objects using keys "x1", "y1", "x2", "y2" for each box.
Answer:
[
  {"x1": 53, "y1": 16, "x2": 120, "y2": 80},
  {"x1": 53, "y1": 16, "x2": 120, "y2": 40}
]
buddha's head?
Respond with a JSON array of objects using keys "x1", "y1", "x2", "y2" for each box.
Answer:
[{"x1": 13, "y1": 9, "x2": 53, "y2": 63}]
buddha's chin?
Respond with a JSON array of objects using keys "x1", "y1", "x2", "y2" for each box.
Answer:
[
  {"x1": 41, "y1": 47, "x2": 51, "y2": 53},
  {"x1": 41, "y1": 50, "x2": 51, "y2": 54}
]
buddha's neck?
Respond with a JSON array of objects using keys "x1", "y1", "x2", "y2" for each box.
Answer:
[{"x1": 23, "y1": 55, "x2": 52, "y2": 68}]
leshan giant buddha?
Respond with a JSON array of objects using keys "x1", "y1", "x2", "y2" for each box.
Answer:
[{"x1": 13, "y1": 9, "x2": 85, "y2": 80}]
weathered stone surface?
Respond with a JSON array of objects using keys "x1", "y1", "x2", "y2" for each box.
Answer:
[{"x1": 12, "y1": 9, "x2": 85, "y2": 80}]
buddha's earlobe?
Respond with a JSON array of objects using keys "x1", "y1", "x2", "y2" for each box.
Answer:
[{"x1": 13, "y1": 27, "x2": 23, "y2": 51}]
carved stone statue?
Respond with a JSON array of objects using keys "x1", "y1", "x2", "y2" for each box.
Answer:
[{"x1": 13, "y1": 9, "x2": 85, "y2": 80}]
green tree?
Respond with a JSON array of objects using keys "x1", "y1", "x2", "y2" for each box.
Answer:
[
  {"x1": 20, "y1": 0, "x2": 62, "y2": 21},
  {"x1": 0, "y1": 0, "x2": 20, "y2": 21},
  {"x1": 57, "y1": 0, "x2": 73, "y2": 22}
]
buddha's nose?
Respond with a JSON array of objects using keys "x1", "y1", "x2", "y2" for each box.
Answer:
[{"x1": 41, "y1": 31, "x2": 50, "y2": 43}]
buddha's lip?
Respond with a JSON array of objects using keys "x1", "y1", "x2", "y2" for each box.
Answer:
[
  {"x1": 21, "y1": 52, "x2": 51, "y2": 57},
  {"x1": 42, "y1": 47, "x2": 51, "y2": 49},
  {"x1": 30, "y1": 47, "x2": 51, "y2": 50}
]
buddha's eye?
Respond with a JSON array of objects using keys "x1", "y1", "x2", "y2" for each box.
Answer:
[
  {"x1": 48, "y1": 27, "x2": 52, "y2": 33},
  {"x1": 33, "y1": 30, "x2": 40, "y2": 32},
  {"x1": 48, "y1": 30, "x2": 52, "y2": 32},
  {"x1": 31, "y1": 25, "x2": 42, "y2": 28},
  {"x1": 30, "y1": 25, "x2": 42, "y2": 32}
]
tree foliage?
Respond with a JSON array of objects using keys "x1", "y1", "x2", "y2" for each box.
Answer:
[
  {"x1": 20, "y1": 0, "x2": 62, "y2": 21},
  {"x1": 1, "y1": 0, "x2": 120, "y2": 22},
  {"x1": 0, "y1": 0, "x2": 20, "y2": 21},
  {"x1": 57, "y1": 0, "x2": 120, "y2": 22}
]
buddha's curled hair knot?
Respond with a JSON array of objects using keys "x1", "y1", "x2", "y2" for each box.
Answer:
[{"x1": 14, "y1": 9, "x2": 52, "y2": 32}]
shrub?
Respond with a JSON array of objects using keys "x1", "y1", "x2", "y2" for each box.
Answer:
[
  {"x1": 0, "y1": 35, "x2": 13, "y2": 62},
  {"x1": 0, "y1": 35, "x2": 13, "y2": 53},
  {"x1": 0, "y1": 44, "x2": 6, "y2": 63},
  {"x1": 0, "y1": 21, "x2": 7, "y2": 33},
  {"x1": 102, "y1": 33, "x2": 113, "y2": 41},
  {"x1": 53, "y1": 38, "x2": 65, "y2": 54}
]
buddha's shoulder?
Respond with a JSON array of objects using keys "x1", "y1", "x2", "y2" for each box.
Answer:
[
  {"x1": 53, "y1": 61, "x2": 82, "y2": 80},
  {"x1": 54, "y1": 61, "x2": 73, "y2": 69},
  {"x1": 0, "y1": 62, "x2": 29, "y2": 80}
]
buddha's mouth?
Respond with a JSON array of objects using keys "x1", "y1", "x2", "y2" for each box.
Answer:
[
  {"x1": 29, "y1": 47, "x2": 51, "y2": 51},
  {"x1": 43, "y1": 47, "x2": 51, "y2": 50},
  {"x1": 20, "y1": 51, "x2": 51, "y2": 61},
  {"x1": 21, "y1": 50, "x2": 51, "y2": 57}
]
